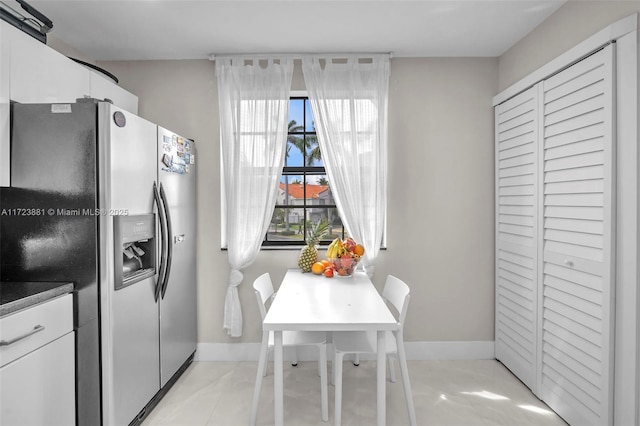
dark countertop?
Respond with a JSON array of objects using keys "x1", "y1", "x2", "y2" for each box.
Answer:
[{"x1": 0, "y1": 281, "x2": 74, "y2": 317}]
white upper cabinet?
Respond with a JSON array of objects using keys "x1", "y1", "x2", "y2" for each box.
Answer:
[
  {"x1": 90, "y1": 71, "x2": 138, "y2": 114},
  {"x1": 9, "y1": 23, "x2": 90, "y2": 103},
  {"x1": 0, "y1": 20, "x2": 139, "y2": 187},
  {"x1": 4, "y1": 20, "x2": 138, "y2": 108}
]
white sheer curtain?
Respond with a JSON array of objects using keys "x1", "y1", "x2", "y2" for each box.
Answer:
[
  {"x1": 217, "y1": 57, "x2": 293, "y2": 337},
  {"x1": 302, "y1": 55, "x2": 390, "y2": 277}
]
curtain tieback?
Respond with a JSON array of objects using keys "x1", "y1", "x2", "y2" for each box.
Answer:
[{"x1": 229, "y1": 269, "x2": 243, "y2": 287}]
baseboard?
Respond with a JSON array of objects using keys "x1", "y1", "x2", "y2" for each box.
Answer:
[{"x1": 195, "y1": 341, "x2": 495, "y2": 362}]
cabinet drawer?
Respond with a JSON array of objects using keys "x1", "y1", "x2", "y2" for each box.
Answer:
[
  {"x1": 0, "y1": 294, "x2": 73, "y2": 368},
  {"x1": 0, "y1": 332, "x2": 75, "y2": 426}
]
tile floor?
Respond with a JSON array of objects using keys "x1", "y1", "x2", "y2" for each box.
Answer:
[{"x1": 142, "y1": 359, "x2": 568, "y2": 426}]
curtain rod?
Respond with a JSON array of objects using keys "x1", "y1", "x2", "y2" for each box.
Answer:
[{"x1": 208, "y1": 52, "x2": 393, "y2": 61}]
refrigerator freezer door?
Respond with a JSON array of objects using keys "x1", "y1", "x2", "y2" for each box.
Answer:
[
  {"x1": 99, "y1": 104, "x2": 160, "y2": 426},
  {"x1": 157, "y1": 126, "x2": 197, "y2": 386}
]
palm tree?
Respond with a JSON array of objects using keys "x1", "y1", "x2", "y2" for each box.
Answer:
[
  {"x1": 306, "y1": 120, "x2": 321, "y2": 166},
  {"x1": 286, "y1": 119, "x2": 321, "y2": 166},
  {"x1": 286, "y1": 120, "x2": 304, "y2": 166},
  {"x1": 284, "y1": 120, "x2": 304, "y2": 231},
  {"x1": 284, "y1": 118, "x2": 323, "y2": 233}
]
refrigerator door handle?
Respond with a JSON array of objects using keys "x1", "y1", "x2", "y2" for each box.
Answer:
[
  {"x1": 153, "y1": 182, "x2": 167, "y2": 302},
  {"x1": 159, "y1": 183, "x2": 173, "y2": 299}
]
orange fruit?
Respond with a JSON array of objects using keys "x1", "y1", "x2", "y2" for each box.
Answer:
[
  {"x1": 353, "y1": 244, "x2": 365, "y2": 256},
  {"x1": 311, "y1": 262, "x2": 324, "y2": 275},
  {"x1": 323, "y1": 267, "x2": 334, "y2": 278},
  {"x1": 320, "y1": 259, "x2": 330, "y2": 268}
]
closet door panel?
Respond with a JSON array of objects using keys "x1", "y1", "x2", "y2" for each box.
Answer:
[
  {"x1": 545, "y1": 137, "x2": 604, "y2": 160},
  {"x1": 539, "y1": 45, "x2": 615, "y2": 426},
  {"x1": 545, "y1": 165, "x2": 604, "y2": 184},
  {"x1": 545, "y1": 151, "x2": 604, "y2": 171},
  {"x1": 544, "y1": 251, "x2": 602, "y2": 277},
  {"x1": 495, "y1": 86, "x2": 540, "y2": 392},
  {"x1": 544, "y1": 80, "x2": 605, "y2": 115},
  {"x1": 544, "y1": 52, "x2": 607, "y2": 97},
  {"x1": 545, "y1": 179, "x2": 604, "y2": 195}
]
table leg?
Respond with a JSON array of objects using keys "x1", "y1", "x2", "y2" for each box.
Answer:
[
  {"x1": 274, "y1": 330, "x2": 284, "y2": 426},
  {"x1": 377, "y1": 330, "x2": 386, "y2": 426}
]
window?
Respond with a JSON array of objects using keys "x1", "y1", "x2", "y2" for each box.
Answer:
[{"x1": 263, "y1": 97, "x2": 347, "y2": 246}]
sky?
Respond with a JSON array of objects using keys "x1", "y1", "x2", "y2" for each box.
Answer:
[{"x1": 284, "y1": 98, "x2": 325, "y2": 185}]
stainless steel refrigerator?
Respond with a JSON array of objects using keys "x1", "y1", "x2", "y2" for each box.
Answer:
[
  {"x1": 1, "y1": 100, "x2": 197, "y2": 426},
  {"x1": 156, "y1": 126, "x2": 197, "y2": 390}
]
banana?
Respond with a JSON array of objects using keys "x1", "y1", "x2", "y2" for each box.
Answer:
[
  {"x1": 336, "y1": 239, "x2": 343, "y2": 257},
  {"x1": 327, "y1": 241, "x2": 335, "y2": 258},
  {"x1": 327, "y1": 238, "x2": 341, "y2": 258},
  {"x1": 334, "y1": 238, "x2": 342, "y2": 256}
]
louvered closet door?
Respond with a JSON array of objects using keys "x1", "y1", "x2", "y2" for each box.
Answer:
[
  {"x1": 495, "y1": 86, "x2": 540, "y2": 392},
  {"x1": 539, "y1": 45, "x2": 615, "y2": 426}
]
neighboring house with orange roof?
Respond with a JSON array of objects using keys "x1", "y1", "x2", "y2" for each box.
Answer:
[{"x1": 277, "y1": 182, "x2": 335, "y2": 225}]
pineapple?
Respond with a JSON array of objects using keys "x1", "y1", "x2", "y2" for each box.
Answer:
[{"x1": 297, "y1": 220, "x2": 330, "y2": 272}]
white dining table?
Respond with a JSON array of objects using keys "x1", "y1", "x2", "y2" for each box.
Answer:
[{"x1": 263, "y1": 268, "x2": 398, "y2": 426}]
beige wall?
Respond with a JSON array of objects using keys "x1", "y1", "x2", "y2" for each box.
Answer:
[
  {"x1": 498, "y1": 1, "x2": 640, "y2": 92},
  {"x1": 38, "y1": 0, "x2": 640, "y2": 348},
  {"x1": 99, "y1": 57, "x2": 498, "y2": 345}
]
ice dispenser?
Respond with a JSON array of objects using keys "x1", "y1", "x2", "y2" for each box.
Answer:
[{"x1": 113, "y1": 214, "x2": 156, "y2": 290}]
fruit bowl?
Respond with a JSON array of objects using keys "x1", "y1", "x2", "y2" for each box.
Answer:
[{"x1": 328, "y1": 256, "x2": 360, "y2": 277}]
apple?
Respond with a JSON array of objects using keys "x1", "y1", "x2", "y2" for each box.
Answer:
[{"x1": 344, "y1": 238, "x2": 356, "y2": 252}]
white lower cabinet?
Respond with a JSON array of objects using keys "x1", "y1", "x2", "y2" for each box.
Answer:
[
  {"x1": 0, "y1": 294, "x2": 75, "y2": 426},
  {"x1": 0, "y1": 333, "x2": 75, "y2": 426}
]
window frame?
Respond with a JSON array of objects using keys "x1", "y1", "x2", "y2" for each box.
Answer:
[{"x1": 262, "y1": 94, "x2": 347, "y2": 248}]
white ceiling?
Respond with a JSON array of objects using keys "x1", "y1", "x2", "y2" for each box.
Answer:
[{"x1": 19, "y1": 0, "x2": 566, "y2": 61}]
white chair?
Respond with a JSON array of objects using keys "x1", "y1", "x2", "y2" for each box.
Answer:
[
  {"x1": 249, "y1": 273, "x2": 329, "y2": 425},
  {"x1": 331, "y1": 275, "x2": 417, "y2": 426}
]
